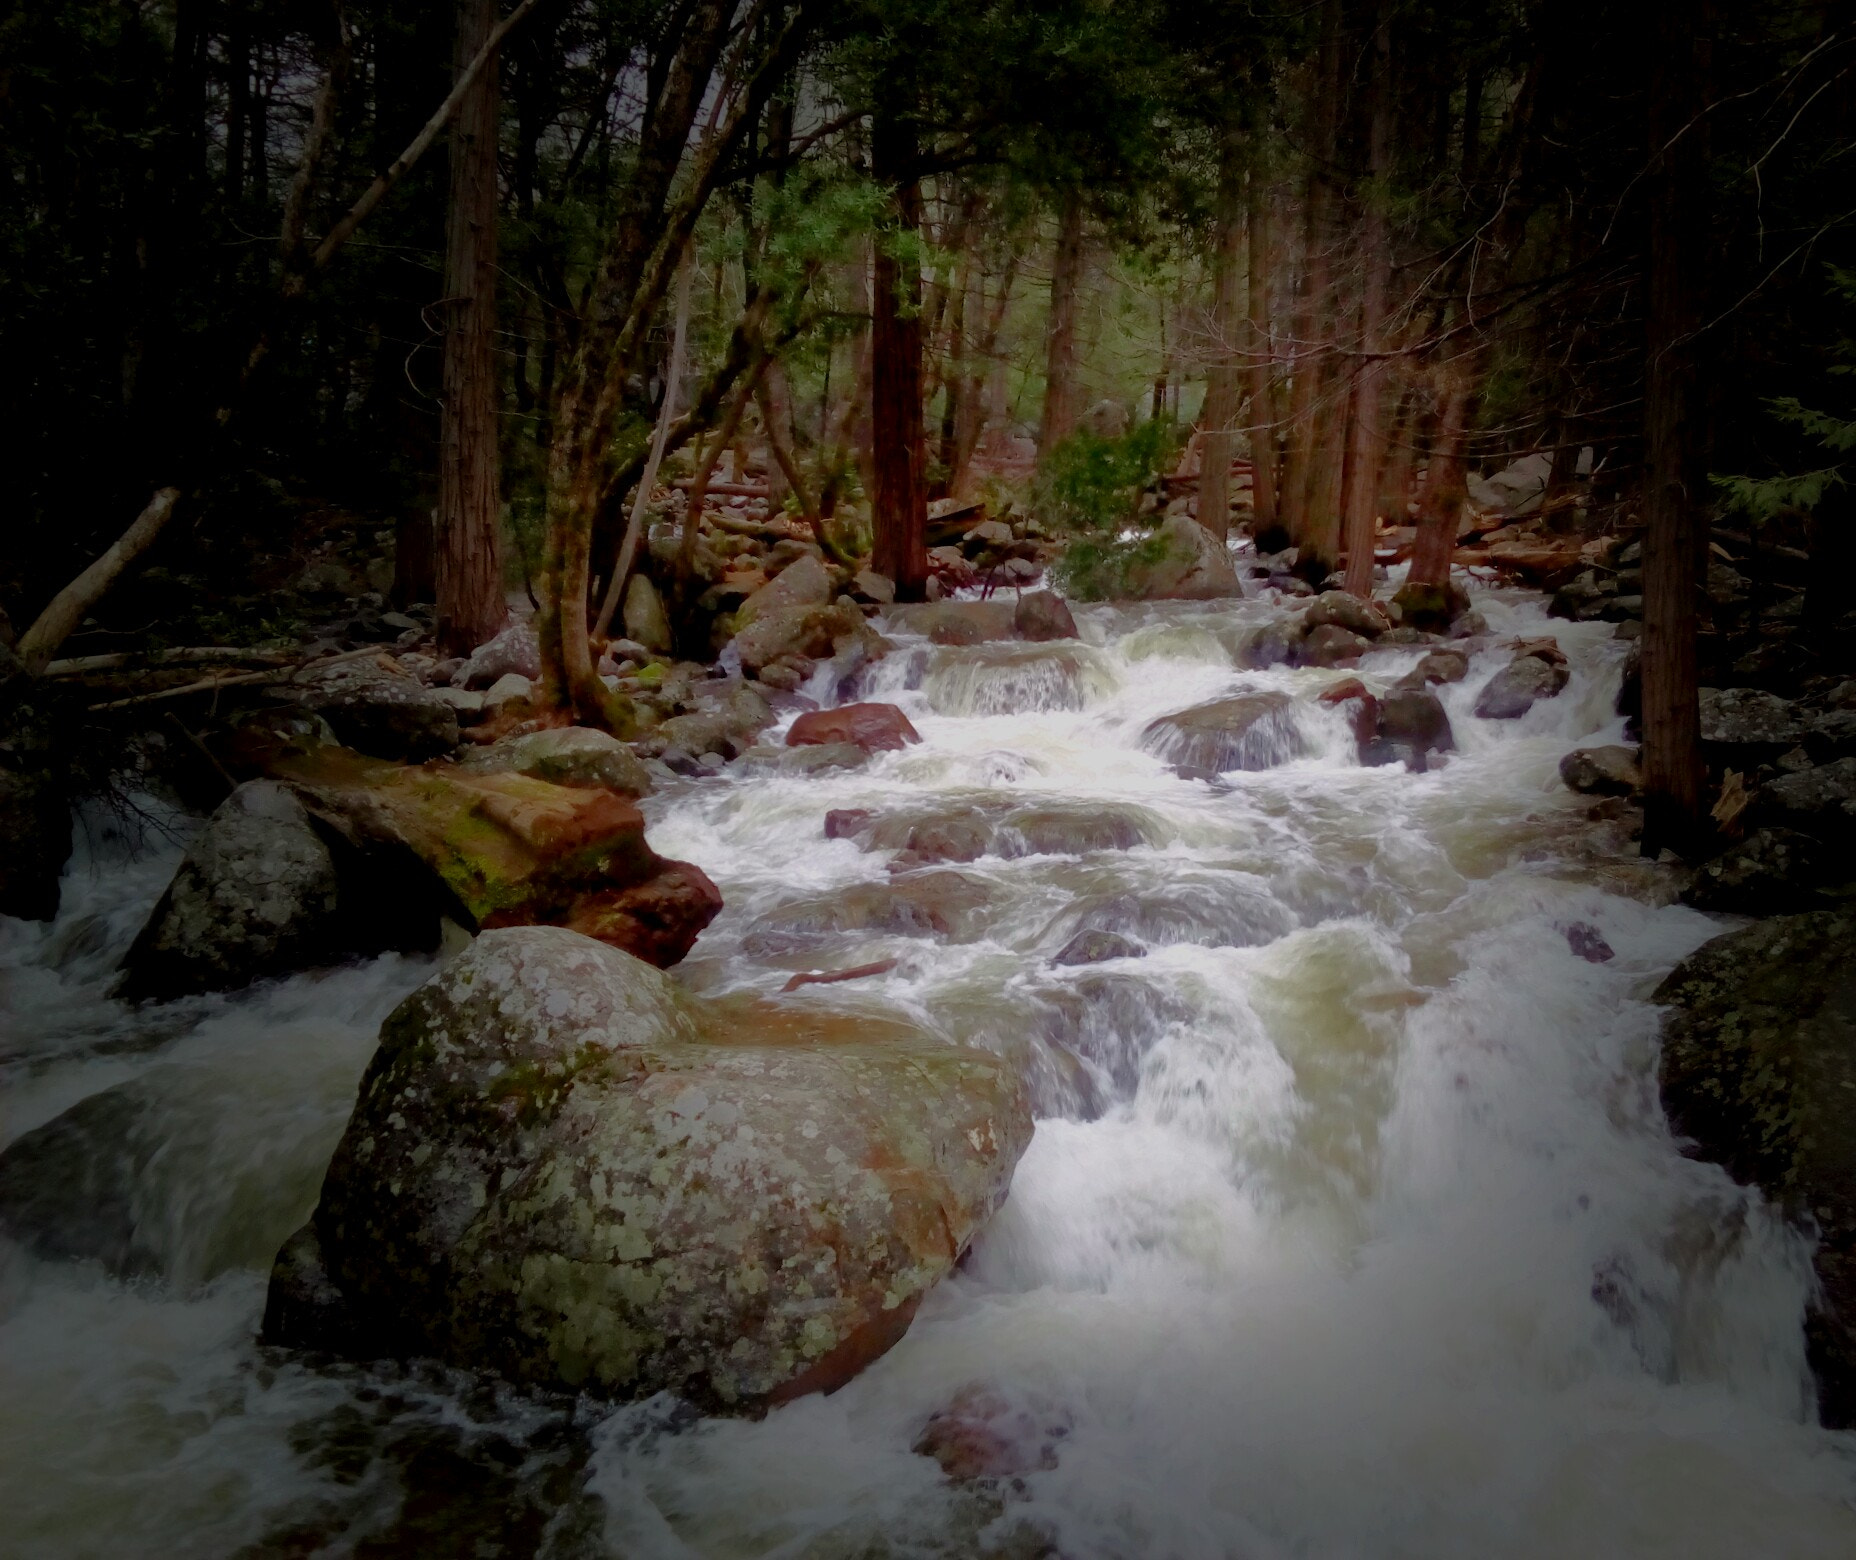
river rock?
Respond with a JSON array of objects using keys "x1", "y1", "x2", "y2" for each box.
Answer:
[
  {"x1": 1473, "y1": 652, "x2": 1569, "y2": 719},
  {"x1": 301, "y1": 676, "x2": 460, "y2": 761},
  {"x1": 1698, "y1": 687, "x2": 1805, "y2": 760},
  {"x1": 734, "y1": 602, "x2": 878, "y2": 677},
  {"x1": 1141, "y1": 692, "x2": 1305, "y2": 778},
  {"x1": 887, "y1": 600, "x2": 1021, "y2": 645},
  {"x1": 277, "y1": 749, "x2": 719, "y2": 968},
  {"x1": 1560, "y1": 745, "x2": 1641, "y2": 797},
  {"x1": 1013, "y1": 590, "x2": 1079, "y2": 642},
  {"x1": 118, "y1": 781, "x2": 341, "y2": 1001},
  {"x1": 744, "y1": 871, "x2": 994, "y2": 953},
  {"x1": 787, "y1": 702, "x2": 921, "y2": 754},
  {"x1": 1112, "y1": 514, "x2": 1242, "y2": 601},
  {"x1": 1238, "y1": 620, "x2": 1299, "y2": 670},
  {"x1": 737, "y1": 552, "x2": 831, "y2": 626},
  {"x1": 1656, "y1": 912, "x2": 1856, "y2": 1426},
  {"x1": 459, "y1": 620, "x2": 542, "y2": 688},
  {"x1": 1409, "y1": 648, "x2": 1469, "y2": 685},
  {"x1": 622, "y1": 574, "x2": 673, "y2": 655},
  {"x1": 1305, "y1": 591, "x2": 1391, "y2": 639},
  {"x1": 1301, "y1": 623, "x2": 1369, "y2": 667},
  {"x1": 1366, "y1": 687, "x2": 1455, "y2": 771},
  {"x1": 0, "y1": 761, "x2": 71, "y2": 921},
  {"x1": 1682, "y1": 828, "x2": 1827, "y2": 915},
  {"x1": 1753, "y1": 757, "x2": 1856, "y2": 843},
  {"x1": 732, "y1": 741, "x2": 870, "y2": 777},
  {"x1": 264, "y1": 927, "x2": 1032, "y2": 1410},
  {"x1": 1052, "y1": 929, "x2": 1145, "y2": 966},
  {"x1": 466, "y1": 727, "x2": 654, "y2": 797},
  {"x1": 1389, "y1": 579, "x2": 1472, "y2": 633}
]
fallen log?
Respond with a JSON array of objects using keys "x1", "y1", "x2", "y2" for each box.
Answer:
[
  {"x1": 87, "y1": 645, "x2": 391, "y2": 711},
  {"x1": 45, "y1": 646, "x2": 296, "y2": 677}
]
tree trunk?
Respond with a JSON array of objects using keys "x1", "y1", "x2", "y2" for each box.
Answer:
[
  {"x1": 436, "y1": 0, "x2": 507, "y2": 656},
  {"x1": 1409, "y1": 358, "x2": 1477, "y2": 586},
  {"x1": 870, "y1": 104, "x2": 927, "y2": 599},
  {"x1": 1639, "y1": 0, "x2": 1710, "y2": 854},
  {"x1": 1246, "y1": 169, "x2": 1283, "y2": 550},
  {"x1": 1341, "y1": 10, "x2": 1394, "y2": 598},
  {"x1": 1199, "y1": 126, "x2": 1245, "y2": 545},
  {"x1": 1038, "y1": 188, "x2": 1086, "y2": 459}
]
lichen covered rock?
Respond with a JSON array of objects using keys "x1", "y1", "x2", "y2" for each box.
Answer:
[
  {"x1": 119, "y1": 781, "x2": 341, "y2": 1000},
  {"x1": 1111, "y1": 513, "x2": 1242, "y2": 601},
  {"x1": 265, "y1": 927, "x2": 1032, "y2": 1411},
  {"x1": 465, "y1": 726, "x2": 654, "y2": 797},
  {"x1": 1657, "y1": 912, "x2": 1856, "y2": 1426}
]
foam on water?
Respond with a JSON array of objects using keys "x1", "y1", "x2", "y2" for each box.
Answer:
[{"x1": 3, "y1": 582, "x2": 1854, "y2": 1557}]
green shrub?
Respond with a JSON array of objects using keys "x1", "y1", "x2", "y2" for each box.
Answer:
[{"x1": 1036, "y1": 419, "x2": 1179, "y2": 600}]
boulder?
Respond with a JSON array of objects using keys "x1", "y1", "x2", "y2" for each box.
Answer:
[
  {"x1": 622, "y1": 574, "x2": 673, "y2": 655},
  {"x1": 0, "y1": 762, "x2": 71, "y2": 921},
  {"x1": 118, "y1": 782, "x2": 342, "y2": 1001},
  {"x1": 301, "y1": 676, "x2": 460, "y2": 761},
  {"x1": 1301, "y1": 623, "x2": 1369, "y2": 667},
  {"x1": 264, "y1": 928, "x2": 1032, "y2": 1410},
  {"x1": 460, "y1": 620, "x2": 542, "y2": 688},
  {"x1": 482, "y1": 672, "x2": 534, "y2": 710},
  {"x1": 1559, "y1": 745, "x2": 1641, "y2": 797},
  {"x1": 787, "y1": 702, "x2": 921, "y2": 754},
  {"x1": 1656, "y1": 913, "x2": 1856, "y2": 1426},
  {"x1": 1683, "y1": 828, "x2": 1827, "y2": 915},
  {"x1": 1408, "y1": 648, "x2": 1469, "y2": 685},
  {"x1": 1238, "y1": 621, "x2": 1299, "y2": 670},
  {"x1": 736, "y1": 551, "x2": 831, "y2": 626},
  {"x1": 1013, "y1": 590, "x2": 1079, "y2": 642},
  {"x1": 1753, "y1": 757, "x2": 1856, "y2": 844},
  {"x1": 733, "y1": 742, "x2": 869, "y2": 777},
  {"x1": 887, "y1": 600, "x2": 1021, "y2": 646},
  {"x1": 1141, "y1": 692, "x2": 1305, "y2": 778},
  {"x1": 1052, "y1": 929, "x2": 1145, "y2": 966},
  {"x1": 734, "y1": 602, "x2": 878, "y2": 677},
  {"x1": 1698, "y1": 687, "x2": 1806, "y2": 761},
  {"x1": 465, "y1": 727, "x2": 654, "y2": 797},
  {"x1": 276, "y1": 749, "x2": 719, "y2": 968},
  {"x1": 849, "y1": 569, "x2": 896, "y2": 606},
  {"x1": 1805, "y1": 710, "x2": 1856, "y2": 764},
  {"x1": 1367, "y1": 687, "x2": 1455, "y2": 771},
  {"x1": 837, "y1": 801, "x2": 1154, "y2": 864},
  {"x1": 1081, "y1": 397, "x2": 1131, "y2": 439},
  {"x1": 1389, "y1": 579, "x2": 1472, "y2": 633},
  {"x1": 1305, "y1": 591, "x2": 1391, "y2": 639},
  {"x1": 1112, "y1": 514, "x2": 1242, "y2": 601},
  {"x1": 744, "y1": 871, "x2": 994, "y2": 953},
  {"x1": 1473, "y1": 653, "x2": 1569, "y2": 719}
]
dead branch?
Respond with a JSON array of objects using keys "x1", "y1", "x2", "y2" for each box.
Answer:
[
  {"x1": 781, "y1": 958, "x2": 899, "y2": 992},
  {"x1": 17, "y1": 488, "x2": 182, "y2": 675}
]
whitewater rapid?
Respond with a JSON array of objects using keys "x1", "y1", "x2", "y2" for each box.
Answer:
[{"x1": 4, "y1": 583, "x2": 1854, "y2": 1558}]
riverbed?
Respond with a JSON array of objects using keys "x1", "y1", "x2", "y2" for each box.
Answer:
[{"x1": 4, "y1": 583, "x2": 1854, "y2": 1558}]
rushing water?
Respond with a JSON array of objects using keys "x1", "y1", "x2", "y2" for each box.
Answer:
[{"x1": 4, "y1": 582, "x2": 1856, "y2": 1558}]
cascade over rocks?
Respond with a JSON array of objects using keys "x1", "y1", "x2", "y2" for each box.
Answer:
[
  {"x1": 744, "y1": 870, "x2": 994, "y2": 953},
  {"x1": 830, "y1": 799, "x2": 1157, "y2": 865},
  {"x1": 1141, "y1": 692, "x2": 1305, "y2": 778},
  {"x1": 1366, "y1": 687, "x2": 1455, "y2": 771},
  {"x1": 263, "y1": 927, "x2": 1032, "y2": 1411},
  {"x1": 787, "y1": 702, "x2": 921, "y2": 754},
  {"x1": 1657, "y1": 913, "x2": 1856, "y2": 1427},
  {"x1": 1474, "y1": 649, "x2": 1570, "y2": 719}
]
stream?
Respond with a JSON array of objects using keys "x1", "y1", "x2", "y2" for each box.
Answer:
[{"x1": 4, "y1": 582, "x2": 1856, "y2": 1558}]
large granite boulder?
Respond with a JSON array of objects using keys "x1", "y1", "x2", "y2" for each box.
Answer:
[
  {"x1": 1141, "y1": 692, "x2": 1304, "y2": 778},
  {"x1": 1112, "y1": 514, "x2": 1242, "y2": 601},
  {"x1": 1366, "y1": 687, "x2": 1455, "y2": 772},
  {"x1": 119, "y1": 781, "x2": 342, "y2": 1001},
  {"x1": 1754, "y1": 757, "x2": 1856, "y2": 844},
  {"x1": 1560, "y1": 745, "x2": 1641, "y2": 797},
  {"x1": 733, "y1": 601, "x2": 881, "y2": 678},
  {"x1": 301, "y1": 675, "x2": 461, "y2": 761},
  {"x1": 886, "y1": 600, "x2": 1021, "y2": 645},
  {"x1": 264, "y1": 928, "x2": 1032, "y2": 1411},
  {"x1": 1682, "y1": 828, "x2": 1828, "y2": 915},
  {"x1": 1013, "y1": 590, "x2": 1079, "y2": 642},
  {"x1": 1698, "y1": 687, "x2": 1806, "y2": 765},
  {"x1": 736, "y1": 552, "x2": 831, "y2": 626},
  {"x1": 1304, "y1": 591, "x2": 1390, "y2": 639},
  {"x1": 787, "y1": 702, "x2": 921, "y2": 754},
  {"x1": 1474, "y1": 650, "x2": 1569, "y2": 719},
  {"x1": 1657, "y1": 913, "x2": 1856, "y2": 1426}
]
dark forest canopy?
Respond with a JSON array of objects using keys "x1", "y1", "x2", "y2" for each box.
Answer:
[{"x1": 2, "y1": 0, "x2": 1853, "y2": 840}]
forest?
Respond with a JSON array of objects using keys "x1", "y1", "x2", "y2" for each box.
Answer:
[{"x1": 3, "y1": 1, "x2": 1856, "y2": 1555}]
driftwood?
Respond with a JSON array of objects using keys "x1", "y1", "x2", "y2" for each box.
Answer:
[
  {"x1": 44, "y1": 646, "x2": 296, "y2": 677},
  {"x1": 671, "y1": 479, "x2": 768, "y2": 498},
  {"x1": 781, "y1": 957, "x2": 900, "y2": 993},
  {"x1": 16, "y1": 489, "x2": 182, "y2": 675},
  {"x1": 87, "y1": 645, "x2": 389, "y2": 712}
]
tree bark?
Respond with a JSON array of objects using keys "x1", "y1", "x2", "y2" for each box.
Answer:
[
  {"x1": 1245, "y1": 169, "x2": 1283, "y2": 549},
  {"x1": 1199, "y1": 126, "x2": 1246, "y2": 545},
  {"x1": 1341, "y1": 10, "x2": 1394, "y2": 598},
  {"x1": 1038, "y1": 187, "x2": 1086, "y2": 459},
  {"x1": 870, "y1": 102, "x2": 927, "y2": 599},
  {"x1": 436, "y1": 0, "x2": 507, "y2": 657},
  {"x1": 1409, "y1": 357, "x2": 1477, "y2": 586},
  {"x1": 1639, "y1": 0, "x2": 1710, "y2": 853}
]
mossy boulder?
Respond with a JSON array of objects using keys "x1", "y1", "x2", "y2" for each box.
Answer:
[
  {"x1": 1656, "y1": 912, "x2": 1856, "y2": 1426},
  {"x1": 264, "y1": 927, "x2": 1032, "y2": 1411}
]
